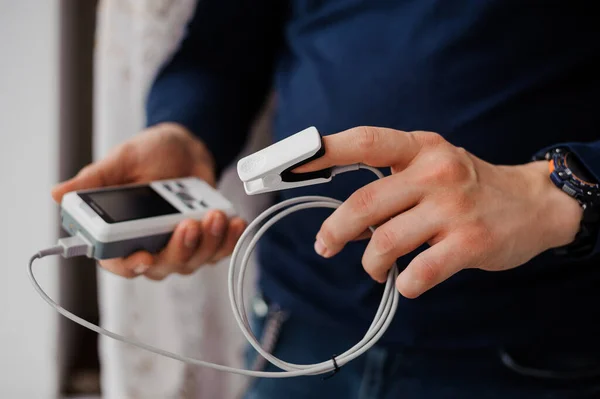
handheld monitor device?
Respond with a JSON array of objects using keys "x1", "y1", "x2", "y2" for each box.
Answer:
[{"x1": 60, "y1": 177, "x2": 235, "y2": 259}]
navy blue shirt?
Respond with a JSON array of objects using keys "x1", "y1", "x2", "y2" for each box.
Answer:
[{"x1": 147, "y1": 1, "x2": 600, "y2": 348}]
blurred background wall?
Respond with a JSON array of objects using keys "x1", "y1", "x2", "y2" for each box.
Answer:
[
  {"x1": 0, "y1": 1, "x2": 64, "y2": 397},
  {"x1": 0, "y1": 0, "x2": 98, "y2": 397},
  {"x1": 0, "y1": 1, "x2": 270, "y2": 397}
]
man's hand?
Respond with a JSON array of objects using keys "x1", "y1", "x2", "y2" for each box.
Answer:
[
  {"x1": 52, "y1": 122, "x2": 247, "y2": 280},
  {"x1": 296, "y1": 127, "x2": 583, "y2": 298}
]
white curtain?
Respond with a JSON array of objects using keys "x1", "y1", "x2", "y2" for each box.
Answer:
[{"x1": 94, "y1": 1, "x2": 272, "y2": 397}]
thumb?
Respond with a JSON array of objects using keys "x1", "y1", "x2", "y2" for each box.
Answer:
[{"x1": 52, "y1": 151, "x2": 128, "y2": 203}]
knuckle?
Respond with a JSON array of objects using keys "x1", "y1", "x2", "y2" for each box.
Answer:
[
  {"x1": 79, "y1": 163, "x2": 93, "y2": 174},
  {"x1": 319, "y1": 221, "x2": 340, "y2": 247},
  {"x1": 350, "y1": 187, "x2": 376, "y2": 216},
  {"x1": 110, "y1": 142, "x2": 135, "y2": 169},
  {"x1": 455, "y1": 146, "x2": 470, "y2": 158},
  {"x1": 423, "y1": 153, "x2": 472, "y2": 184},
  {"x1": 362, "y1": 265, "x2": 380, "y2": 281},
  {"x1": 77, "y1": 164, "x2": 97, "y2": 179},
  {"x1": 371, "y1": 227, "x2": 398, "y2": 256},
  {"x1": 176, "y1": 266, "x2": 197, "y2": 275},
  {"x1": 437, "y1": 155, "x2": 470, "y2": 182},
  {"x1": 361, "y1": 252, "x2": 383, "y2": 281},
  {"x1": 414, "y1": 256, "x2": 439, "y2": 284},
  {"x1": 413, "y1": 131, "x2": 445, "y2": 147},
  {"x1": 115, "y1": 141, "x2": 133, "y2": 157},
  {"x1": 144, "y1": 269, "x2": 171, "y2": 280},
  {"x1": 356, "y1": 126, "x2": 379, "y2": 151},
  {"x1": 120, "y1": 270, "x2": 138, "y2": 279},
  {"x1": 445, "y1": 190, "x2": 476, "y2": 215},
  {"x1": 457, "y1": 221, "x2": 495, "y2": 257}
]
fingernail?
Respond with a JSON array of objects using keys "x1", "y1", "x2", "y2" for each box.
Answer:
[
  {"x1": 184, "y1": 226, "x2": 201, "y2": 249},
  {"x1": 314, "y1": 239, "x2": 330, "y2": 257},
  {"x1": 210, "y1": 214, "x2": 226, "y2": 237},
  {"x1": 134, "y1": 264, "x2": 150, "y2": 274}
]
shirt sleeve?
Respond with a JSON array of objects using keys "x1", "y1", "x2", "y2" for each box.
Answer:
[{"x1": 146, "y1": 0, "x2": 288, "y2": 177}]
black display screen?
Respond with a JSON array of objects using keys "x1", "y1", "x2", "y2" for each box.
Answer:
[
  {"x1": 566, "y1": 152, "x2": 596, "y2": 184},
  {"x1": 79, "y1": 186, "x2": 179, "y2": 224}
]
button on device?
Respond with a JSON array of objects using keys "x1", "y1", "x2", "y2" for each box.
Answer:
[
  {"x1": 176, "y1": 181, "x2": 185, "y2": 189},
  {"x1": 163, "y1": 183, "x2": 172, "y2": 192},
  {"x1": 176, "y1": 192, "x2": 195, "y2": 201},
  {"x1": 198, "y1": 200, "x2": 208, "y2": 208},
  {"x1": 184, "y1": 202, "x2": 195, "y2": 210}
]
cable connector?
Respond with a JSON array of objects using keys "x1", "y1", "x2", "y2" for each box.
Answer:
[
  {"x1": 331, "y1": 164, "x2": 360, "y2": 176},
  {"x1": 58, "y1": 233, "x2": 94, "y2": 258}
]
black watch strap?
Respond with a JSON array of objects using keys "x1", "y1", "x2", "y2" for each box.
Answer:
[{"x1": 534, "y1": 147, "x2": 600, "y2": 257}]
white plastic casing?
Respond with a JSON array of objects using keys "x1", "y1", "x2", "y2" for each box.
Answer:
[
  {"x1": 61, "y1": 177, "x2": 235, "y2": 243},
  {"x1": 236, "y1": 126, "x2": 331, "y2": 194}
]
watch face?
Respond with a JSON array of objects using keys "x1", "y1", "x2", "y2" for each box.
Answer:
[{"x1": 565, "y1": 153, "x2": 596, "y2": 185}]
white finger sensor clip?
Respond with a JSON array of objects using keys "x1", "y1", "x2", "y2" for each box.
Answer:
[{"x1": 237, "y1": 126, "x2": 332, "y2": 195}]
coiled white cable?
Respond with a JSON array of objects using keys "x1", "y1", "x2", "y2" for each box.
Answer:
[{"x1": 28, "y1": 164, "x2": 399, "y2": 378}]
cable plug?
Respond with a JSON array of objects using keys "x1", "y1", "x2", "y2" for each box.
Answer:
[{"x1": 57, "y1": 234, "x2": 94, "y2": 258}]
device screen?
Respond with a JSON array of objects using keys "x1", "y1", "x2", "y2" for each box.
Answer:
[{"x1": 79, "y1": 185, "x2": 179, "y2": 224}]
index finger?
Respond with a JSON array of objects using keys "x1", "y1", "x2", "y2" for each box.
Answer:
[{"x1": 293, "y1": 126, "x2": 422, "y2": 173}]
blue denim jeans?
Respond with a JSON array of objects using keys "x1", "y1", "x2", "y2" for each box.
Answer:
[{"x1": 242, "y1": 295, "x2": 600, "y2": 399}]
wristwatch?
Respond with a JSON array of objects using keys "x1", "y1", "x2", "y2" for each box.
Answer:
[{"x1": 535, "y1": 147, "x2": 600, "y2": 256}]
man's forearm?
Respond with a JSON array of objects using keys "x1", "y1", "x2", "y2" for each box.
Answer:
[{"x1": 146, "y1": 0, "x2": 287, "y2": 178}]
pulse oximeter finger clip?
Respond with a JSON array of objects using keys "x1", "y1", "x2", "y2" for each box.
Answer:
[{"x1": 237, "y1": 126, "x2": 333, "y2": 195}]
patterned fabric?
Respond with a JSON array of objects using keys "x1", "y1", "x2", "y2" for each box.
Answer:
[{"x1": 94, "y1": 1, "x2": 273, "y2": 397}]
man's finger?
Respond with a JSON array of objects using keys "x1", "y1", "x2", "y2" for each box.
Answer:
[
  {"x1": 293, "y1": 127, "x2": 423, "y2": 173},
  {"x1": 314, "y1": 171, "x2": 422, "y2": 257},
  {"x1": 185, "y1": 210, "x2": 228, "y2": 269},
  {"x1": 396, "y1": 233, "x2": 469, "y2": 299},
  {"x1": 156, "y1": 219, "x2": 203, "y2": 266},
  {"x1": 362, "y1": 203, "x2": 438, "y2": 283},
  {"x1": 209, "y1": 217, "x2": 247, "y2": 262},
  {"x1": 51, "y1": 145, "x2": 130, "y2": 202},
  {"x1": 99, "y1": 250, "x2": 155, "y2": 279}
]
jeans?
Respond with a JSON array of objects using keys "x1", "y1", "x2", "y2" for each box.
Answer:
[{"x1": 242, "y1": 295, "x2": 600, "y2": 399}]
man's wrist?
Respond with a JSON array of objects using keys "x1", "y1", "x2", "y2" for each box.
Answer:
[{"x1": 524, "y1": 160, "x2": 583, "y2": 250}]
